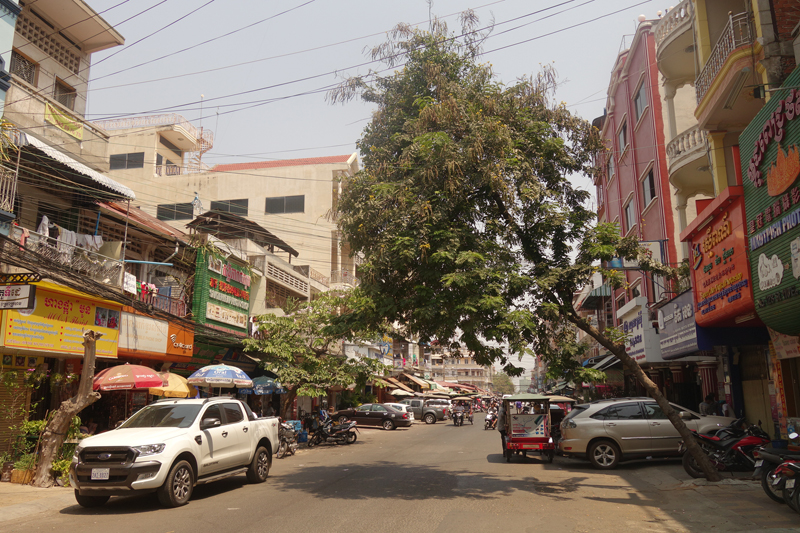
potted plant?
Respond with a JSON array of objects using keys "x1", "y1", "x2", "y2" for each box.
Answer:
[
  {"x1": 10, "y1": 453, "x2": 36, "y2": 484},
  {"x1": 0, "y1": 451, "x2": 13, "y2": 482}
]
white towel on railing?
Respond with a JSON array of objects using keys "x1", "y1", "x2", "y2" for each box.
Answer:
[
  {"x1": 77, "y1": 234, "x2": 103, "y2": 252},
  {"x1": 58, "y1": 229, "x2": 77, "y2": 253},
  {"x1": 37, "y1": 215, "x2": 49, "y2": 236}
]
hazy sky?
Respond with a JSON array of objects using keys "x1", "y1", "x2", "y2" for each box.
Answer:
[{"x1": 85, "y1": 0, "x2": 664, "y2": 380}]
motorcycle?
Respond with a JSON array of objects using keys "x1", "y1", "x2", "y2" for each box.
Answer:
[
  {"x1": 276, "y1": 420, "x2": 299, "y2": 459},
  {"x1": 679, "y1": 420, "x2": 771, "y2": 478},
  {"x1": 453, "y1": 411, "x2": 465, "y2": 427},
  {"x1": 753, "y1": 433, "x2": 800, "y2": 505},
  {"x1": 485, "y1": 411, "x2": 495, "y2": 430},
  {"x1": 307, "y1": 418, "x2": 358, "y2": 447}
]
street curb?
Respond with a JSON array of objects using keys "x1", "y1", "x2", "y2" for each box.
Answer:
[{"x1": 0, "y1": 483, "x2": 75, "y2": 523}]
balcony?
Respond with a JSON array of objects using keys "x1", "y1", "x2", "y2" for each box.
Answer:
[
  {"x1": 695, "y1": 13, "x2": 753, "y2": 105},
  {"x1": 154, "y1": 164, "x2": 184, "y2": 177},
  {"x1": 0, "y1": 167, "x2": 17, "y2": 221},
  {"x1": 666, "y1": 125, "x2": 707, "y2": 173},
  {"x1": 93, "y1": 114, "x2": 214, "y2": 154},
  {"x1": 135, "y1": 291, "x2": 187, "y2": 317},
  {"x1": 330, "y1": 270, "x2": 360, "y2": 287},
  {"x1": 8, "y1": 227, "x2": 123, "y2": 288},
  {"x1": 654, "y1": 0, "x2": 696, "y2": 82}
]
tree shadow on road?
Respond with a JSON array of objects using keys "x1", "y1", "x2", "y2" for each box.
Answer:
[{"x1": 270, "y1": 460, "x2": 589, "y2": 501}]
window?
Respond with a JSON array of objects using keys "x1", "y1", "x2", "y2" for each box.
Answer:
[
  {"x1": 607, "y1": 403, "x2": 645, "y2": 420},
  {"x1": 157, "y1": 203, "x2": 194, "y2": 221},
  {"x1": 210, "y1": 199, "x2": 248, "y2": 216},
  {"x1": 643, "y1": 403, "x2": 668, "y2": 420},
  {"x1": 222, "y1": 403, "x2": 244, "y2": 424},
  {"x1": 597, "y1": 185, "x2": 604, "y2": 207},
  {"x1": 202, "y1": 405, "x2": 221, "y2": 423},
  {"x1": 356, "y1": 405, "x2": 371, "y2": 412},
  {"x1": 371, "y1": 405, "x2": 388, "y2": 413},
  {"x1": 624, "y1": 200, "x2": 636, "y2": 231},
  {"x1": 631, "y1": 283, "x2": 641, "y2": 299},
  {"x1": 265, "y1": 195, "x2": 304, "y2": 214},
  {"x1": 110, "y1": 152, "x2": 145, "y2": 170},
  {"x1": 634, "y1": 82, "x2": 648, "y2": 121},
  {"x1": 10, "y1": 51, "x2": 37, "y2": 85},
  {"x1": 617, "y1": 122, "x2": 627, "y2": 154},
  {"x1": 642, "y1": 169, "x2": 657, "y2": 207},
  {"x1": 616, "y1": 293, "x2": 626, "y2": 310},
  {"x1": 606, "y1": 154, "x2": 615, "y2": 180},
  {"x1": 53, "y1": 79, "x2": 76, "y2": 110}
]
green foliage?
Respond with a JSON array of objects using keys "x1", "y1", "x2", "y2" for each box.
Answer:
[
  {"x1": 13, "y1": 453, "x2": 35, "y2": 471},
  {"x1": 492, "y1": 373, "x2": 515, "y2": 395},
  {"x1": 244, "y1": 293, "x2": 389, "y2": 400},
  {"x1": 328, "y1": 15, "x2": 685, "y2": 379},
  {"x1": 50, "y1": 458, "x2": 71, "y2": 486}
]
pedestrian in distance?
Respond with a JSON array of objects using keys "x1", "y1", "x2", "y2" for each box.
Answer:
[{"x1": 699, "y1": 394, "x2": 715, "y2": 415}]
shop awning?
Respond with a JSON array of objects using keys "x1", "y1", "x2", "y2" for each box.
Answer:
[
  {"x1": 594, "y1": 355, "x2": 620, "y2": 371},
  {"x1": 384, "y1": 377, "x2": 413, "y2": 393},
  {"x1": 582, "y1": 283, "x2": 611, "y2": 310},
  {"x1": 402, "y1": 373, "x2": 430, "y2": 389},
  {"x1": 19, "y1": 133, "x2": 136, "y2": 199}
]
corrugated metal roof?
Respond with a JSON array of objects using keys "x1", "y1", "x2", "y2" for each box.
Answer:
[
  {"x1": 98, "y1": 202, "x2": 187, "y2": 242},
  {"x1": 211, "y1": 154, "x2": 354, "y2": 172},
  {"x1": 20, "y1": 133, "x2": 136, "y2": 199}
]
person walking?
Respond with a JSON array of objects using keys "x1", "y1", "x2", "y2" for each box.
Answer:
[{"x1": 497, "y1": 401, "x2": 508, "y2": 453}]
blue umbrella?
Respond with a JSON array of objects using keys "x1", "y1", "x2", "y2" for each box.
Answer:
[{"x1": 187, "y1": 364, "x2": 253, "y2": 388}]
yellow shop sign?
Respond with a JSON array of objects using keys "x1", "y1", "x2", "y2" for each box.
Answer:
[{"x1": 3, "y1": 285, "x2": 121, "y2": 357}]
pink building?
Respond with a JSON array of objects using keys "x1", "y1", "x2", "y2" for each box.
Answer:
[{"x1": 593, "y1": 20, "x2": 679, "y2": 316}]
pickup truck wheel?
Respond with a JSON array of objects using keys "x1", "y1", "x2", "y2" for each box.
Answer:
[
  {"x1": 382, "y1": 419, "x2": 395, "y2": 431},
  {"x1": 424, "y1": 413, "x2": 436, "y2": 425},
  {"x1": 246, "y1": 445, "x2": 271, "y2": 483},
  {"x1": 157, "y1": 460, "x2": 194, "y2": 508},
  {"x1": 74, "y1": 490, "x2": 109, "y2": 508}
]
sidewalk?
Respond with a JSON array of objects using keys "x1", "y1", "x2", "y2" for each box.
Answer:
[{"x1": 0, "y1": 482, "x2": 75, "y2": 523}]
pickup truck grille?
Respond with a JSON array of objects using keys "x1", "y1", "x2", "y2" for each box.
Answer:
[{"x1": 79, "y1": 447, "x2": 135, "y2": 465}]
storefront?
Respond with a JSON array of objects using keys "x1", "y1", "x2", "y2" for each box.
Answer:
[
  {"x1": 192, "y1": 249, "x2": 251, "y2": 338},
  {"x1": 739, "y1": 65, "x2": 800, "y2": 443},
  {"x1": 617, "y1": 297, "x2": 666, "y2": 395},
  {"x1": 657, "y1": 289, "x2": 716, "y2": 409},
  {"x1": 0, "y1": 282, "x2": 122, "y2": 435},
  {"x1": 681, "y1": 184, "x2": 772, "y2": 433}
]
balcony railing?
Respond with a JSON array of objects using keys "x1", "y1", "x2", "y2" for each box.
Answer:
[
  {"x1": 135, "y1": 291, "x2": 187, "y2": 317},
  {"x1": 0, "y1": 167, "x2": 17, "y2": 214},
  {"x1": 666, "y1": 125, "x2": 707, "y2": 170},
  {"x1": 9, "y1": 227, "x2": 123, "y2": 288},
  {"x1": 330, "y1": 270, "x2": 360, "y2": 287},
  {"x1": 695, "y1": 12, "x2": 753, "y2": 104},
  {"x1": 154, "y1": 165, "x2": 183, "y2": 177},
  {"x1": 92, "y1": 114, "x2": 214, "y2": 151},
  {"x1": 654, "y1": 0, "x2": 693, "y2": 49}
]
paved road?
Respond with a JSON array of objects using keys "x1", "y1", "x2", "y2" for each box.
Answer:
[{"x1": 4, "y1": 419, "x2": 798, "y2": 532}]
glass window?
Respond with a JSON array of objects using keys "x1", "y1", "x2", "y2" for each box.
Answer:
[
  {"x1": 371, "y1": 405, "x2": 388, "y2": 413},
  {"x1": 109, "y1": 152, "x2": 145, "y2": 170},
  {"x1": 222, "y1": 403, "x2": 244, "y2": 424},
  {"x1": 643, "y1": 403, "x2": 669, "y2": 419},
  {"x1": 609, "y1": 403, "x2": 644, "y2": 420},
  {"x1": 642, "y1": 170, "x2": 657, "y2": 206},
  {"x1": 607, "y1": 154, "x2": 614, "y2": 180},
  {"x1": 265, "y1": 195, "x2": 305, "y2": 214},
  {"x1": 618, "y1": 122, "x2": 627, "y2": 154},
  {"x1": 10, "y1": 51, "x2": 37, "y2": 85},
  {"x1": 634, "y1": 82, "x2": 648, "y2": 121},
  {"x1": 157, "y1": 203, "x2": 194, "y2": 221},
  {"x1": 118, "y1": 404, "x2": 202, "y2": 429},
  {"x1": 54, "y1": 79, "x2": 76, "y2": 110},
  {"x1": 211, "y1": 199, "x2": 248, "y2": 216},
  {"x1": 356, "y1": 405, "x2": 372, "y2": 412},
  {"x1": 590, "y1": 407, "x2": 611, "y2": 420},
  {"x1": 625, "y1": 201, "x2": 636, "y2": 231},
  {"x1": 202, "y1": 405, "x2": 222, "y2": 423}
]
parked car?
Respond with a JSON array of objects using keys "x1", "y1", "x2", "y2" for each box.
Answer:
[
  {"x1": 333, "y1": 404, "x2": 412, "y2": 430},
  {"x1": 385, "y1": 403, "x2": 415, "y2": 421},
  {"x1": 70, "y1": 398, "x2": 279, "y2": 508},
  {"x1": 399, "y1": 398, "x2": 447, "y2": 424},
  {"x1": 558, "y1": 397, "x2": 735, "y2": 469}
]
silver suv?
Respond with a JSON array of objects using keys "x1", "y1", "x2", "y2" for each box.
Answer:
[{"x1": 559, "y1": 397, "x2": 734, "y2": 469}]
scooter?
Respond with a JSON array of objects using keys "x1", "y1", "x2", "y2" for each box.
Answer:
[
  {"x1": 276, "y1": 420, "x2": 299, "y2": 459},
  {"x1": 453, "y1": 411, "x2": 465, "y2": 427},
  {"x1": 307, "y1": 419, "x2": 358, "y2": 447},
  {"x1": 753, "y1": 432, "x2": 800, "y2": 505},
  {"x1": 485, "y1": 411, "x2": 495, "y2": 430}
]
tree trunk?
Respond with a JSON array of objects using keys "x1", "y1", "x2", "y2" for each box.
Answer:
[
  {"x1": 31, "y1": 331, "x2": 103, "y2": 488},
  {"x1": 567, "y1": 313, "x2": 722, "y2": 482},
  {"x1": 281, "y1": 388, "x2": 298, "y2": 420}
]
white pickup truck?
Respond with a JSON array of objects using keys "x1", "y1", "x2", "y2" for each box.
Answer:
[{"x1": 70, "y1": 397, "x2": 279, "y2": 508}]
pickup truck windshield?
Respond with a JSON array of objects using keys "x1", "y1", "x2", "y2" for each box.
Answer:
[{"x1": 118, "y1": 404, "x2": 202, "y2": 429}]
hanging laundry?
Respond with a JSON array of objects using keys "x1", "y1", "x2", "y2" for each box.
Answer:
[
  {"x1": 57, "y1": 228, "x2": 77, "y2": 254},
  {"x1": 37, "y1": 215, "x2": 49, "y2": 236}
]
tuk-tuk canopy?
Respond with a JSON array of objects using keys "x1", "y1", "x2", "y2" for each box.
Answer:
[
  {"x1": 503, "y1": 393, "x2": 552, "y2": 402},
  {"x1": 544, "y1": 395, "x2": 577, "y2": 403}
]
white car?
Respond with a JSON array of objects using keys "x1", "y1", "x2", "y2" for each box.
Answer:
[
  {"x1": 385, "y1": 403, "x2": 415, "y2": 421},
  {"x1": 70, "y1": 398, "x2": 279, "y2": 508}
]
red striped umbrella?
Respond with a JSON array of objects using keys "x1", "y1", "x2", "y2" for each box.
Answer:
[{"x1": 93, "y1": 364, "x2": 165, "y2": 391}]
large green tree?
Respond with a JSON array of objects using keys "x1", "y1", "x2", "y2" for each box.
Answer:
[
  {"x1": 243, "y1": 293, "x2": 387, "y2": 419},
  {"x1": 328, "y1": 16, "x2": 719, "y2": 480},
  {"x1": 491, "y1": 373, "x2": 515, "y2": 395}
]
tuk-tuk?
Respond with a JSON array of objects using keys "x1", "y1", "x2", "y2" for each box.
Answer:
[{"x1": 500, "y1": 394, "x2": 555, "y2": 463}]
